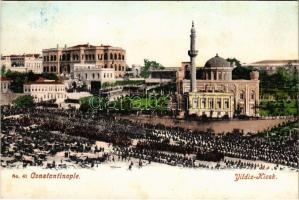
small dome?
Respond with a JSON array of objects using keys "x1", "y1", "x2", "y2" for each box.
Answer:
[{"x1": 204, "y1": 54, "x2": 230, "y2": 68}]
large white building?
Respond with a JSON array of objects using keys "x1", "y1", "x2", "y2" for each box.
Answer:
[
  {"x1": 72, "y1": 63, "x2": 115, "y2": 90},
  {"x1": 23, "y1": 78, "x2": 66, "y2": 103},
  {"x1": 1, "y1": 54, "x2": 43, "y2": 74},
  {"x1": 244, "y1": 60, "x2": 299, "y2": 74}
]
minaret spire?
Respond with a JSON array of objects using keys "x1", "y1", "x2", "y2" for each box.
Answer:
[{"x1": 188, "y1": 21, "x2": 198, "y2": 92}]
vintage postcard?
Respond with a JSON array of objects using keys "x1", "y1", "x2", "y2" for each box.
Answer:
[{"x1": 0, "y1": 1, "x2": 298, "y2": 199}]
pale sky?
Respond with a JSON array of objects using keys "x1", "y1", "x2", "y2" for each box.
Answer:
[{"x1": 0, "y1": 1, "x2": 298, "y2": 67}]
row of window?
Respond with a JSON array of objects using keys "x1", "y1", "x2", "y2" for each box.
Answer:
[
  {"x1": 44, "y1": 53, "x2": 125, "y2": 62},
  {"x1": 192, "y1": 98, "x2": 230, "y2": 109},
  {"x1": 77, "y1": 72, "x2": 113, "y2": 80},
  {"x1": 25, "y1": 63, "x2": 42, "y2": 68},
  {"x1": 239, "y1": 92, "x2": 255, "y2": 100},
  {"x1": 33, "y1": 93, "x2": 66, "y2": 100},
  {"x1": 24, "y1": 86, "x2": 65, "y2": 92},
  {"x1": 1, "y1": 83, "x2": 9, "y2": 90}
]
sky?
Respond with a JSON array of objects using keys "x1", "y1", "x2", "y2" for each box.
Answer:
[{"x1": 0, "y1": 1, "x2": 298, "y2": 67}]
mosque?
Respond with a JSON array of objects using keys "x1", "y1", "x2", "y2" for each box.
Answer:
[{"x1": 176, "y1": 22, "x2": 260, "y2": 118}]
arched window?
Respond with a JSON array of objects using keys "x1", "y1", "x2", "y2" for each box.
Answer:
[
  {"x1": 122, "y1": 66, "x2": 125, "y2": 71},
  {"x1": 97, "y1": 73, "x2": 100, "y2": 79},
  {"x1": 104, "y1": 64, "x2": 107, "y2": 68},
  {"x1": 240, "y1": 91, "x2": 245, "y2": 100},
  {"x1": 114, "y1": 53, "x2": 117, "y2": 60},
  {"x1": 251, "y1": 91, "x2": 255, "y2": 100},
  {"x1": 122, "y1": 55, "x2": 125, "y2": 60},
  {"x1": 118, "y1": 65, "x2": 121, "y2": 71},
  {"x1": 104, "y1": 53, "x2": 108, "y2": 60},
  {"x1": 115, "y1": 66, "x2": 117, "y2": 71},
  {"x1": 92, "y1": 73, "x2": 95, "y2": 79},
  {"x1": 110, "y1": 53, "x2": 113, "y2": 60},
  {"x1": 118, "y1": 53, "x2": 121, "y2": 60}
]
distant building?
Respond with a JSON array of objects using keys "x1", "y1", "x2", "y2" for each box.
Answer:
[
  {"x1": 0, "y1": 77, "x2": 11, "y2": 93},
  {"x1": 244, "y1": 60, "x2": 299, "y2": 74},
  {"x1": 125, "y1": 64, "x2": 141, "y2": 77},
  {"x1": 1, "y1": 56, "x2": 11, "y2": 70},
  {"x1": 1, "y1": 54, "x2": 43, "y2": 73},
  {"x1": 145, "y1": 67, "x2": 179, "y2": 84},
  {"x1": 73, "y1": 63, "x2": 115, "y2": 90},
  {"x1": 177, "y1": 22, "x2": 260, "y2": 118},
  {"x1": 42, "y1": 43, "x2": 127, "y2": 78},
  {"x1": 23, "y1": 77, "x2": 66, "y2": 103}
]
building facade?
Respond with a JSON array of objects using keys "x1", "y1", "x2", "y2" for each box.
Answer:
[
  {"x1": 0, "y1": 77, "x2": 11, "y2": 93},
  {"x1": 244, "y1": 60, "x2": 299, "y2": 74},
  {"x1": 42, "y1": 44, "x2": 127, "y2": 78},
  {"x1": 23, "y1": 78, "x2": 66, "y2": 103},
  {"x1": 73, "y1": 63, "x2": 115, "y2": 90},
  {"x1": 176, "y1": 22, "x2": 260, "y2": 118},
  {"x1": 1, "y1": 54, "x2": 43, "y2": 73}
]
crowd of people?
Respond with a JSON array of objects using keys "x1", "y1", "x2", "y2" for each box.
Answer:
[{"x1": 1, "y1": 106, "x2": 298, "y2": 170}]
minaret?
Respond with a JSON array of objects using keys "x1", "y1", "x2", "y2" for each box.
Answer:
[{"x1": 188, "y1": 21, "x2": 198, "y2": 92}]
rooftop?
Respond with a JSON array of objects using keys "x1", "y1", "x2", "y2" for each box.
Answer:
[
  {"x1": 251, "y1": 60, "x2": 299, "y2": 65},
  {"x1": 24, "y1": 77, "x2": 63, "y2": 85},
  {"x1": 0, "y1": 77, "x2": 11, "y2": 81}
]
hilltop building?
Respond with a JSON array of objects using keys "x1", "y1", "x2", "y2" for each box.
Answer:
[
  {"x1": 243, "y1": 60, "x2": 299, "y2": 74},
  {"x1": 1, "y1": 54, "x2": 43, "y2": 73},
  {"x1": 42, "y1": 43, "x2": 127, "y2": 78}
]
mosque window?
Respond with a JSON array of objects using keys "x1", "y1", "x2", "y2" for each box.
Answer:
[
  {"x1": 251, "y1": 91, "x2": 255, "y2": 100},
  {"x1": 201, "y1": 99, "x2": 206, "y2": 108},
  {"x1": 209, "y1": 99, "x2": 214, "y2": 109},
  {"x1": 217, "y1": 98, "x2": 221, "y2": 109},
  {"x1": 192, "y1": 99, "x2": 198, "y2": 108},
  {"x1": 240, "y1": 92, "x2": 245, "y2": 100},
  {"x1": 224, "y1": 99, "x2": 229, "y2": 109}
]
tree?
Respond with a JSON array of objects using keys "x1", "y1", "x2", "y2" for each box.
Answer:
[
  {"x1": 12, "y1": 95, "x2": 34, "y2": 108},
  {"x1": 1, "y1": 65, "x2": 6, "y2": 76},
  {"x1": 232, "y1": 66, "x2": 253, "y2": 80},
  {"x1": 226, "y1": 58, "x2": 241, "y2": 68},
  {"x1": 140, "y1": 59, "x2": 164, "y2": 78}
]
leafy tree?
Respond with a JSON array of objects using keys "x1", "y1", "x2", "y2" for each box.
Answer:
[
  {"x1": 140, "y1": 59, "x2": 164, "y2": 78},
  {"x1": 12, "y1": 95, "x2": 34, "y2": 108},
  {"x1": 1, "y1": 65, "x2": 6, "y2": 76},
  {"x1": 232, "y1": 66, "x2": 253, "y2": 80},
  {"x1": 226, "y1": 58, "x2": 241, "y2": 67},
  {"x1": 4, "y1": 71, "x2": 58, "y2": 93}
]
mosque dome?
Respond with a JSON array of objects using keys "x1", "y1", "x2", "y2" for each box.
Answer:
[{"x1": 204, "y1": 54, "x2": 231, "y2": 68}]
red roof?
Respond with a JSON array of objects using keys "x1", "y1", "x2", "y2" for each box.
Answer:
[
  {"x1": 24, "y1": 77, "x2": 63, "y2": 85},
  {"x1": 0, "y1": 77, "x2": 10, "y2": 81}
]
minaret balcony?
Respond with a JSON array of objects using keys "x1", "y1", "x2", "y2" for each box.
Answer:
[{"x1": 188, "y1": 50, "x2": 198, "y2": 57}]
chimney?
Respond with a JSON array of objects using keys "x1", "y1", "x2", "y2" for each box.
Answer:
[
  {"x1": 57, "y1": 44, "x2": 59, "y2": 49},
  {"x1": 64, "y1": 44, "x2": 67, "y2": 49}
]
